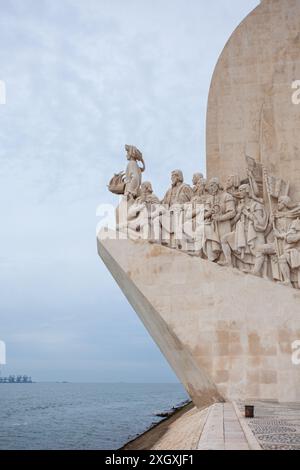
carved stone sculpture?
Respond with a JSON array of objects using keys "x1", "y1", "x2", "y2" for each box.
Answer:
[
  {"x1": 280, "y1": 218, "x2": 300, "y2": 288},
  {"x1": 126, "y1": 182, "x2": 159, "y2": 240},
  {"x1": 108, "y1": 171, "x2": 126, "y2": 195},
  {"x1": 124, "y1": 145, "x2": 145, "y2": 199},
  {"x1": 220, "y1": 183, "x2": 268, "y2": 271},
  {"x1": 224, "y1": 174, "x2": 240, "y2": 199},
  {"x1": 162, "y1": 170, "x2": 193, "y2": 208},
  {"x1": 109, "y1": 140, "x2": 300, "y2": 291},
  {"x1": 136, "y1": 181, "x2": 159, "y2": 205},
  {"x1": 253, "y1": 196, "x2": 299, "y2": 280},
  {"x1": 203, "y1": 178, "x2": 236, "y2": 262},
  {"x1": 192, "y1": 173, "x2": 207, "y2": 203}
]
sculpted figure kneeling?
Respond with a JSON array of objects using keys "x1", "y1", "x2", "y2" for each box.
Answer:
[{"x1": 126, "y1": 181, "x2": 160, "y2": 240}]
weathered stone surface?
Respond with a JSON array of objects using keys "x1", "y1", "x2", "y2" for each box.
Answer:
[
  {"x1": 98, "y1": 230, "x2": 222, "y2": 408},
  {"x1": 151, "y1": 406, "x2": 209, "y2": 451},
  {"x1": 98, "y1": 230, "x2": 300, "y2": 404},
  {"x1": 207, "y1": 0, "x2": 300, "y2": 200}
]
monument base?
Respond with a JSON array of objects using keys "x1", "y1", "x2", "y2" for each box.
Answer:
[{"x1": 98, "y1": 229, "x2": 300, "y2": 405}]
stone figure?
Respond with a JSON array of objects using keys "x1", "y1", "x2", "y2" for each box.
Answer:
[
  {"x1": 244, "y1": 165, "x2": 262, "y2": 201},
  {"x1": 135, "y1": 181, "x2": 160, "y2": 205},
  {"x1": 192, "y1": 173, "x2": 207, "y2": 202},
  {"x1": 124, "y1": 145, "x2": 145, "y2": 199},
  {"x1": 126, "y1": 181, "x2": 160, "y2": 240},
  {"x1": 108, "y1": 144, "x2": 300, "y2": 290},
  {"x1": 220, "y1": 183, "x2": 268, "y2": 270},
  {"x1": 224, "y1": 174, "x2": 240, "y2": 199},
  {"x1": 162, "y1": 170, "x2": 193, "y2": 208},
  {"x1": 279, "y1": 218, "x2": 300, "y2": 288},
  {"x1": 178, "y1": 202, "x2": 205, "y2": 255},
  {"x1": 252, "y1": 196, "x2": 299, "y2": 280},
  {"x1": 203, "y1": 177, "x2": 236, "y2": 262},
  {"x1": 175, "y1": 173, "x2": 207, "y2": 255},
  {"x1": 154, "y1": 170, "x2": 192, "y2": 249}
]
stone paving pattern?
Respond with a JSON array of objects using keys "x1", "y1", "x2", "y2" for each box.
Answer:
[
  {"x1": 237, "y1": 401, "x2": 300, "y2": 450},
  {"x1": 151, "y1": 401, "x2": 300, "y2": 450}
]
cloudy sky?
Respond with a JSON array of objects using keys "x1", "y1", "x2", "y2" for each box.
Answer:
[{"x1": 0, "y1": 0, "x2": 259, "y2": 382}]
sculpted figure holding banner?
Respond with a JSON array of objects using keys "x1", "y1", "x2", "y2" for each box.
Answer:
[
  {"x1": 203, "y1": 177, "x2": 236, "y2": 262},
  {"x1": 220, "y1": 183, "x2": 268, "y2": 270}
]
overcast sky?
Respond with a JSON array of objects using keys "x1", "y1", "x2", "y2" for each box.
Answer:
[{"x1": 0, "y1": 0, "x2": 259, "y2": 382}]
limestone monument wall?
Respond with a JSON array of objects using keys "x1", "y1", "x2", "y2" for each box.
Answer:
[
  {"x1": 207, "y1": 0, "x2": 300, "y2": 200},
  {"x1": 98, "y1": 231, "x2": 300, "y2": 404}
]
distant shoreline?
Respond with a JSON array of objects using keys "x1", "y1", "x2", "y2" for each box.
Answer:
[{"x1": 120, "y1": 401, "x2": 193, "y2": 451}]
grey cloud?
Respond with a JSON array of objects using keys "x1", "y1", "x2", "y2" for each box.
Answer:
[{"x1": 0, "y1": 0, "x2": 259, "y2": 381}]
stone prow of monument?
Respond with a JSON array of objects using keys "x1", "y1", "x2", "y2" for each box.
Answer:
[
  {"x1": 98, "y1": 231, "x2": 300, "y2": 405},
  {"x1": 98, "y1": 0, "x2": 300, "y2": 407}
]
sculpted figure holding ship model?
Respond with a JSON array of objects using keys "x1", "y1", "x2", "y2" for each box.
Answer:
[
  {"x1": 108, "y1": 145, "x2": 145, "y2": 201},
  {"x1": 124, "y1": 145, "x2": 145, "y2": 200}
]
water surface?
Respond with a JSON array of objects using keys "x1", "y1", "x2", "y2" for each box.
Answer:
[{"x1": 0, "y1": 382, "x2": 188, "y2": 449}]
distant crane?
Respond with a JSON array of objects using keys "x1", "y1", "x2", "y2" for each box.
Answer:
[{"x1": 0, "y1": 374, "x2": 32, "y2": 384}]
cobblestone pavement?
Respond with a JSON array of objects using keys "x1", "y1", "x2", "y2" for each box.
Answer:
[{"x1": 237, "y1": 401, "x2": 300, "y2": 450}]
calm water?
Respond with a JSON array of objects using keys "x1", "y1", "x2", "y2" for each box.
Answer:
[{"x1": 0, "y1": 383, "x2": 188, "y2": 450}]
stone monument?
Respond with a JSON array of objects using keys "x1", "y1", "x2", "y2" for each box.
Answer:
[
  {"x1": 98, "y1": 0, "x2": 300, "y2": 406},
  {"x1": 207, "y1": 0, "x2": 300, "y2": 200}
]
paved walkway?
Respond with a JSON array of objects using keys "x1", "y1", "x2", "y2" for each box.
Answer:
[
  {"x1": 237, "y1": 401, "x2": 300, "y2": 450},
  {"x1": 149, "y1": 401, "x2": 300, "y2": 450},
  {"x1": 198, "y1": 403, "x2": 255, "y2": 450}
]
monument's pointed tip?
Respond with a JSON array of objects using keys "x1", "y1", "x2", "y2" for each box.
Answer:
[{"x1": 99, "y1": 235, "x2": 300, "y2": 404}]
